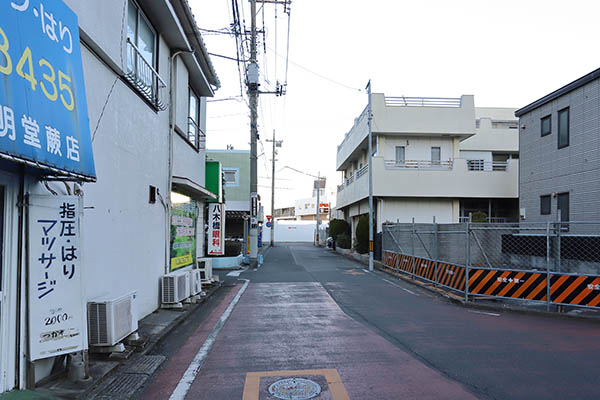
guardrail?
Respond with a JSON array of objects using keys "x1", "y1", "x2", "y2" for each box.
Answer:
[
  {"x1": 384, "y1": 159, "x2": 453, "y2": 170},
  {"x1": 125, "y1": 38, "x2": 168, "y2": 111},
  {"x1": 385, "y1": 96, "x2": 462, "y2": 108}
]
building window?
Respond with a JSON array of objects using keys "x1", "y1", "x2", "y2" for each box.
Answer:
[
  {"x1": 541, "y1": 115, "x2": 551, "y2": 137},
  {"x1": 431, "y1": 147, "x2": 441, "y2": 165},
  {"x1": 540, "y1": 195, "x2": 551, "y2": 215},
  {"x1": 558, "y1": 108, "x2": 569, "y2": 148},
  {"x1": 223, "y1": 169, "x2": 238, "y2": 186},
  {"x1": 126, "y1": 1, "x2": 165, "y2": 109},
  {"x1": 188, "y1": 89, "x2": 200, "y2": 148},
  {"x1": 395, "y1": 146, "x2": 405, "y2": 164}
]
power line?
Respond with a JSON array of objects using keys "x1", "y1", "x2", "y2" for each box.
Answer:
[{"x1": 266, "y1": 46, "x2": 362, "y2": 92}]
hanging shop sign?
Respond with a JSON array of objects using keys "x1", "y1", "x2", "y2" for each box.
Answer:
[
  {"x1": 208, "y1": 203, "x2": 226, "y2": 256},
  {"x1": 170, "y1": 202, "x2": 198, "y2": 271},
  {"x1": 0, "y1": 1, "x2": 96, "y2": 179},
  {"x1": 28, "y1": 195, "x2": 86, "y2": 360}
]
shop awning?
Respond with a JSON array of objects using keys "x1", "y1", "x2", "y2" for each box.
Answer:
[{"x1": 172, "y1": 176, "x2": 217, "y2": 201}]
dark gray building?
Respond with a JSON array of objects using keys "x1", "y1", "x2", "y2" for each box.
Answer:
[{"x1": 515, "y1": 68, "x2": 600, "y2": 224}]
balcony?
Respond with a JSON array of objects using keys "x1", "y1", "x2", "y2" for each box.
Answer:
[
  {"x1": 125, "y1": 38, "x2": 168, "y2": 111},
  {"x1": 336, "y1": 157, "x2": 518, "y2": 209},
  {"x1": 336, "y1": 94, "x2": 476, "y2": 171}
]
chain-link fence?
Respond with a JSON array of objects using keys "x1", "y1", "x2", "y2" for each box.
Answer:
[{"x1": 382, "y1": 222, "x2": 600, "y2": 310}]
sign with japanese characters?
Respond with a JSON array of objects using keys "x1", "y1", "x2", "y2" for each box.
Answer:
[
  {"x1": 28, "y1": 195, "x2": 86, "y2": 360},
  {"x1": 0, "y1": 1, "x2": 95, "y2": 179},
  {"x1": 170, "y1": 202, "x2": 198, "y2": 271},
  {"x1": 208, "y1": 203, "x2": 226, "y2": 256}
]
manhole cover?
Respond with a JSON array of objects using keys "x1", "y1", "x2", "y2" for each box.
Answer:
[{"x1": 268, "y1": 378, "x2": 321, "y2": 400}]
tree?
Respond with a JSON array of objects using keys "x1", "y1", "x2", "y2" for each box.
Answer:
[
  {"x1": 355, "y1": 214, "x2": 369, "y2": 254},
  {"x1": 329, "y1": 218, "x2": 350, "y2": 239}
]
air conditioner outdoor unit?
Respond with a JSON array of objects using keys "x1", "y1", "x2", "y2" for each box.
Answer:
[
  {"x1": 162, "y1": 271, "x2": 191, "y2": 304},
  {"x1": 189, "y1": 269, "x2": 202, "y2": 296},
  {"x1": 87, "y1": 292, "x2": 138, "y2": 347},
  {"x1": 197, "y1": 258, "x2": 213, "y2": 283}
]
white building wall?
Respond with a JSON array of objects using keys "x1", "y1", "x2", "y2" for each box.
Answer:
[
  {"x1": 379, "y1": 198, "x2": 456, "y2": 228},
  {"x1": 380, "y1": 136, "x2": 454, "y2": 162}
]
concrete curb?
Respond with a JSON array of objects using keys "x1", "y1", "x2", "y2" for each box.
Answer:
[{"x1": 331, "y1": 246, "x2": 600, "y2": 323}]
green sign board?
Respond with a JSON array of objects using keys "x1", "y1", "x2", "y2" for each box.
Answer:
[{"x1": 170, "y1": 202, "x2": 198, "y2": 271}]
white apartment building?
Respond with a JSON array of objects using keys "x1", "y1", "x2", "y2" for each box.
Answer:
[
  {"x1": 336, "y1": 94, "x2": 519, "y2": 241},
  {"x1": 0, "y1": 0, "x2": 219, "y2": 391}
]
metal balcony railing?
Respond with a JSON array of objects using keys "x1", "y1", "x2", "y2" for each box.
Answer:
[
  {"x1": 466, "y1": 160, "x2": 508, "y2": 171},
  {"x1": 356, "y1": 164, "x2": 368, "y2": 179},
  {"x1": 384, "y1": 160, "x2": 454, "y2": 170},
  {"x1": 187, "y1": 117, "x2": 206, "y2": 150},
  {"x1": 385, "y1": 96, "x2": 462, "y2": 108},
  {"x1": 125, "y1": 38, "x2": 167, "y2": 111}
]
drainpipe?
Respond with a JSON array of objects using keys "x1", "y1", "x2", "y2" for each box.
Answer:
[
  {"x1": 14, "y1": 166, "x2": 25, "y2": 388},
  {"x1": 166, "y1": 49, "x2": 194, "y2": 274}
]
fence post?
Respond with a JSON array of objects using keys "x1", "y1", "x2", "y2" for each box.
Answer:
[
  {"x1": 411, "y1": 218, "x2": 416, "y2": 278},
  {"x1": 433, "y1": 216, "x2": 438, "y2": 286},
  {"x1": 546, "y1": 222, "x2": 551, "y2": 312},
  {"x1": 556, "y1": 213, "x2": 562, "y2": 273},
  {"x1": 465, "y1": 221, "x2": 470, "y2": 301}
]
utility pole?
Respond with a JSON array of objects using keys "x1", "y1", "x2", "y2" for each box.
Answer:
[
  {"x1": 267, "y1": 130, "x2": 281, "y2": 247},
  {"x1": 248, "y1": 0, "x2": 259, "y2": 267},
  {"x1": 247, "y1": 0, "x2": 290, "y2": 266},
  {"x1": 367, "y1": 80, "x2": 374, "y2": 272},
  {"x1": 315, "y1": 171, "x2": 320, "y2": 245}
]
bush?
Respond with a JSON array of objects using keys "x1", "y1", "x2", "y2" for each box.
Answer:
[
  {"x1": 471, "y1": 211, "x2": 488, "y2": 223},
  {"x1": 329, "y1": 219, "x2": 350, "y2": 240},
  {"x1": 355, "y1": 215, "x2": 370, "y2": 254},
  {"x1": 336, "y1": 233, "x2": 351, "y2": 249}
]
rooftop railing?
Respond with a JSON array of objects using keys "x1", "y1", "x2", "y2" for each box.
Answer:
[
  {"x1": 125, "y1": 38, "x2": 168, "y2": 111},
  {"x1": 385, "y1": 96, "x2": 462, "y2": 108}
]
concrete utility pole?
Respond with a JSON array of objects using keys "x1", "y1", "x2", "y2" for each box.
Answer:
[
  {"x1": 247, "y1": 0, "x2": 290, "y2": 265},
  {"x1": 315, "y1": 171, "x2": 320, "y2": 245},
  {"x1": 267, "y1": 130, "x2": 281, "y2": 247},
  {"x1": 248, "y1": 0, "x2": 259, "y2": 267},
  {"x1": 367, "y1": 80, "x2": 374, "y2": 272}
]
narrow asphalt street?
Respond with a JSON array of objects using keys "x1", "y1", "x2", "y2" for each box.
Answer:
[{"x1": 136, "y1": 244, "x2": 600, "y2": 400}]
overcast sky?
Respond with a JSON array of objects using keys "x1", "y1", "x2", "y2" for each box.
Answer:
[{"x1": 193, "y1": 0, "x2": 600, "y2": 212}]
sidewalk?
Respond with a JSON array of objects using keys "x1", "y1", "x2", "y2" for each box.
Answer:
[{"x1": 0, "y1": 282, "x2": 224, "y2": 400}]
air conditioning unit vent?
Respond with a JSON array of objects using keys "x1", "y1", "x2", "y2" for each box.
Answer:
[
  {"x1": 162, "y1": 271, "x2": 191, "y2": 304},
  {"x1": 87, "y1": 292, "x2": 138, "y2": 347}
]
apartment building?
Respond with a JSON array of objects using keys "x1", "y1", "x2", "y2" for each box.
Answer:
[
  {"x1": 0, "y1": 0, "x2": 219, "y2": 391},
  {"x1": 336, "y1": 94, "x2": 519, "y2": 242},
  {"x1": 515, "y1": 67, "x2": 600, "y2": 225}
]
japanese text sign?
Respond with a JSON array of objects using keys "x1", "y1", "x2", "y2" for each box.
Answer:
[
  {"x1": 208, "y1": 203, "x2": 225, "y2": 256},
  {"x1": 170, "y1": 202, "x2": 198, "y2": 271},
  {"x1": 28, "y1": 195, "x2": 86, "y2": 360},
  {"x1": 0, "y1": 1, "x2": 96, "y2": 179}
]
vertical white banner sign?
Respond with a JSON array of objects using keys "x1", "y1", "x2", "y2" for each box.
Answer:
[
  {"x1": 207, "y1": 203, "x2": 226, "y2": 256},
  {"x1": 28, "y1": 195, "x2": 86, "y2": 360}
]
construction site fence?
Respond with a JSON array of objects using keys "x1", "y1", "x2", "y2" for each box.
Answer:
[{"x1": 382, "y1": 222, "x2": 600, "y2": 310}]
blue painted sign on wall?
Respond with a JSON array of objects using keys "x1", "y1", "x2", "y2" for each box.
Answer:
[{"x1": 0, "y1": 0, "x2": 95, "y2": 179}]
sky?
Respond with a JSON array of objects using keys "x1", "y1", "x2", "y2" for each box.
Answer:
[{"x1": 193, "y1": 0, "x2": 600, "y2": 213}]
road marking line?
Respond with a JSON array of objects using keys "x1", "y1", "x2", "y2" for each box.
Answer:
[
  {"x1": 226, "y1": 269, "x2": 246, "y2": 277},
  {"x1": 468, "y1": 310, "x2": 501, "y2": 317},
  {"x1": 381, "y1": 278, "x2": 418, "y2": 295},
  {"x1": 168, "y1": 279, "x2": 250, "y2": 400}
]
